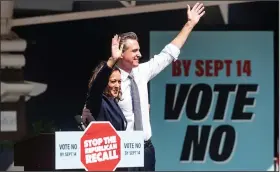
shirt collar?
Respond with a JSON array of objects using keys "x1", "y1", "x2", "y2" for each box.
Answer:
[{"x1": 116, "y1": 65, "x2": 131, "y2": 81}]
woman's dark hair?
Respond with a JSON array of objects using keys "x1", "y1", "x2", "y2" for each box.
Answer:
[{"x1": 88, "y1": 61, "x2": 122, "y2": 101}]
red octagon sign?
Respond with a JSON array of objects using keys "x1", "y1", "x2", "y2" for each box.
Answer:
[{"x1": 80, "y1": 121, "x2": 121, "y2": 171}]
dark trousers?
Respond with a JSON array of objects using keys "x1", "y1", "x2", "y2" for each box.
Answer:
[{"x1": 126, "y1": 139, "x2": 156, "y2": 171}]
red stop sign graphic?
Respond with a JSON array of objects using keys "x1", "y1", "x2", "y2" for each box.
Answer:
[{"x1": 80, "y1": 122, "x2": 121, "y2": 171}]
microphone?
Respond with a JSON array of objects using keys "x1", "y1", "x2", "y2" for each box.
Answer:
[{"x1": 74, "y1": 115, "x2": 86, "y2": 131}]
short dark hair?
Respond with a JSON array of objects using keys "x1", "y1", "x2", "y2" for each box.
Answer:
[{"x1": 119, "y1": 32, "x2": 138, "y2": 51}]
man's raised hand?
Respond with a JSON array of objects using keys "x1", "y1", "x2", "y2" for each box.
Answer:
[{"x1": 187, "y1": 2, "x2": 205, "y2": 26}]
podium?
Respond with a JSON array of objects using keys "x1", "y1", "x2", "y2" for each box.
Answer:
[
  {"x1": 14, "y1": 133, "x2": 56, "y2": 171},
  {"x1": 14, "y1": 122, "x2": 144, "y2": 171}
]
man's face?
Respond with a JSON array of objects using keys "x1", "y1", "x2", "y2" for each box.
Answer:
[{"x1": 121, "y1": 39, "x2": 141, "y2": 69}]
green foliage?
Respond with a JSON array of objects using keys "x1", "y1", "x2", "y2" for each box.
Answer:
[
  {"x1": 31, "y1": 120, "x2": 58, "y2": 136},
  {"x1": 0, "y1": 140, "x2": 14, "y2": 150}
]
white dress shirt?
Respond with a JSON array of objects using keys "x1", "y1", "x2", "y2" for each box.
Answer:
[{"x1": 117, "y1": 43, "x2": 180, "y2": 141}]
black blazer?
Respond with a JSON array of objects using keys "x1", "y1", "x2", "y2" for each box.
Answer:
[{"x1": 85, "y1": 63, "x2": 127, "y2": 131}]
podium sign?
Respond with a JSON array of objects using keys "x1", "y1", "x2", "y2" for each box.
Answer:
[
  {"x1": 80, "y1": 122, "x2": 121, "y2": 171},
  {"x1": 55, "y1": 121, "x2": 144, "y2": 171}
]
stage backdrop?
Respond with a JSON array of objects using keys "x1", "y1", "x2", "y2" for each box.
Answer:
[{"x1": 149, "y1": 31, "x2": 274, "y2": 171}]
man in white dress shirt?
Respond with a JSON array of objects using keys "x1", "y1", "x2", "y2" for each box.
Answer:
[
  {"x1": 82, "y1": 2, "x2": 205, "y2": 171},
  {"x1": 115, "y1": 2, "x2": 206, "y2": 171}
]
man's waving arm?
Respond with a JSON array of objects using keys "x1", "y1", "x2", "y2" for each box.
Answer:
[
  {"x1": 171, "y1": 3, "x2": 205, "y2": 49},
  {"x1": 141, "y1": 2, "x2": 205, "y2": 81}
]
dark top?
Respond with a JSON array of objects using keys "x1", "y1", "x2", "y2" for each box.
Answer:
[{"x1": 85, "y1": 63, "x2": 127, "y2": 131}]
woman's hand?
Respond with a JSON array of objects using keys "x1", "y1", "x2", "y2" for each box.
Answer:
[
  {"x1": 107, "y1": 34, "x2": 124, "y2": 67},
  {"x1": 81, "y1": 108, "x2": 93, "y2": 125},
  {"x1": 111, "y1": 34, "x2": 124, "y2": 60}
]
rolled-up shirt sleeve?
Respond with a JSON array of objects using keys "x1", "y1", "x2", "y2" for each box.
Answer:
[
  {"x1": 163, "y1": 43, "x2": 180, "y2": 61},
  {"x1": 139, "y1": 43, "x2": 180, "y2": 81}
]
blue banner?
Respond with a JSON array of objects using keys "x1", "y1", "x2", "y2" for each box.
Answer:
[{"x1": 149, "y1": 31, "x2": 274, "y2": 171}]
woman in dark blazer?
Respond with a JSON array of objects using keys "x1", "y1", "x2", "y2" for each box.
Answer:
[{"x1": 82, "y1": 35, "x2": 127, "y2": 131}]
